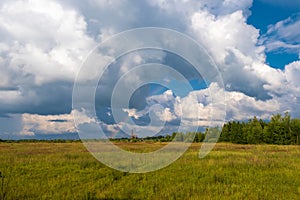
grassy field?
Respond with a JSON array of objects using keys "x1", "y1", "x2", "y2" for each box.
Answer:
[{"x1": 0, "y1": 142, "x2": 299, "y2": 200}]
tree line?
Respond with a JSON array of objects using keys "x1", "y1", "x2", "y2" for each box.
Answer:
[
  {"x1": 220, "y1": 113, "x2": 300, "y2": 145},
  {"x1": 140, "y1": 112, "x2": 300, "y2": 145}
]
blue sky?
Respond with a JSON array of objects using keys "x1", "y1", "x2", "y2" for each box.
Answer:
[
  {"x1": 248, "y1": 0, "x2": 300, "y2": 69},
  {"x1": 0, "y1": 0, "x2": 299, "y2": 139}
]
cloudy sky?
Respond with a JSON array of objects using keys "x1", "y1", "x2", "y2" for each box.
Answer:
[{"x1": 0, "y1": 0, "x2": 299, "y2": 139}]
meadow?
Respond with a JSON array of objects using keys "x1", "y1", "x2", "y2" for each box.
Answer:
[{"x1": 0, "y1": 142, "x2": 299, "y2": 199}]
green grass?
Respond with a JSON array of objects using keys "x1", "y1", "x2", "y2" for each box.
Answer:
[{"x1": 0, "y1": 142, "x2": 299, "y2": 199}]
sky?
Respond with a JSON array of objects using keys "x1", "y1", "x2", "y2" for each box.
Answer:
[{"x1": 0, "y1": 0, "x2": 299, "y2": 139}]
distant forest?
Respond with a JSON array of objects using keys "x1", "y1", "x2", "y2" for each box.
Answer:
[
  {"x1": 219, "y1": 113, "x2": 300, "y2": 145},
  {"x1": 178, "y1": 112, "x2": 300, "y2": 145},
  {"x1": 134, "y1": 112, "x2": 300, "y2": 145}
]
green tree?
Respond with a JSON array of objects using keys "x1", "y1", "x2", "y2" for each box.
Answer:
[
  {"x1": 194, "y1": 132, "x2": 205, "y2": 142},
  {"x1": 231, "y1": 121, "x2": 245, "y2": 144},
  {"x1": 246, "y1": 117, "x2": 263, "y2": 144},
  {"x1": 290, "y1": 118, "x2": 300, "y2": 145},
  {"x1": 265, "y1": 114, "x2": 291, "y2": 145},
  {"x1": 184, "y1": 132, "x2": 195, "y2": 142},
  {"x1": 220, "y1": 123, "x2": 231, "y2": 142},
  {"x1": 219, "y1": 112, "x2": 297, "y2": 145},
  {"x1": 173, "y1": 132, "x2": 184, "y2": 142}
]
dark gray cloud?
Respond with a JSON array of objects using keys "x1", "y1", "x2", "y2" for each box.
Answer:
[{"x1": 0, "y1": 82, "x2": 72, "y2": 115}]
